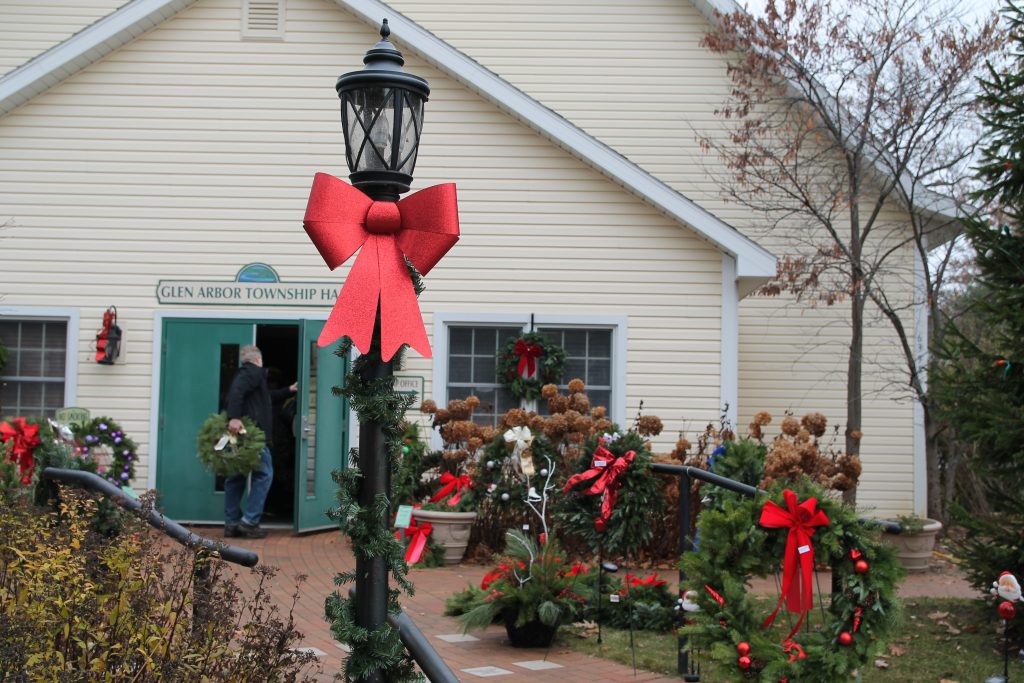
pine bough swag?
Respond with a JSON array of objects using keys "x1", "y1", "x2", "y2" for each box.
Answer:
[{"x1": 681, "y1": 479, "x2": 903, "y2": 682}]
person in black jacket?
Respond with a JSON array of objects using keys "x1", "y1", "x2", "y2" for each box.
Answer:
[{"x1": 224, "y1": 344, "x2": 296, "y2": 539}]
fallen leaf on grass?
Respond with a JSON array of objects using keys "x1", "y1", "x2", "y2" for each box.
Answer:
[
  {"x1": 928, "y1": 611, "x2": 950, "y2": 621},
  {"x1": 887, "y1": 644, "x2": 907, "y2": 656},
  {"x1": 874, "y1": 659, "x2": 890, "y2": 669},
  {"x1": 939, "y1": 679, "x2": 959, "y2": 683}
]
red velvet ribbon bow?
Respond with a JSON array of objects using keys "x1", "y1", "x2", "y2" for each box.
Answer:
[
  {"x1": 563, "y1": 445, "x2": 635, "y2": 532},
  {"x1": 0, "y1": 418, "x2": 40, "y2": 484},
  {"x1": 395, "y1": 515, "x2": 432, "y2": 565},
  {"x1": 303, "y1": 172, "x2": 460, "y2": 361},
  {"x1": 429, "y1": 472, "x2": 472, "y2": 506},
  {"x1": 759, "y1": 489, "x2": 830, "y2": 636},
  {"x1": 513, "y1": 338, "x2": 542, "y2": 378},
  {"x1": 625, "y1": 572, "x2": 667, "y2": 588}
]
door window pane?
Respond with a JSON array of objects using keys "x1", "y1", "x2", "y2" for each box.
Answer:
[{"x1": 0, "y1": 320, "x2": 68, "y2": 418}]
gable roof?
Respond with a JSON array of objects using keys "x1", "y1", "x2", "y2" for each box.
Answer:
[{"x1": 0, "y1": 0, "x2": 776, "y2": 291}]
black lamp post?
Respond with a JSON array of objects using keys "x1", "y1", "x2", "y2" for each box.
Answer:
[
  {"x1": 336, "y1": 21, "x2": 428, "y2": 682},
  {"x1": 337, "y1": 19, "x2": 429, "y2": 203}
]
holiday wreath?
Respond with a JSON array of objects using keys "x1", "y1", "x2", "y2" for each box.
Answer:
[
  {"x1": 496, "y1": 332, "x2": 567, "y2": 401},
  {"x1": 71, "y1": 417, "x2": 138, "y2": 488},
  {"x1": 195, "y1": 412, "x2": 266, "y2": 476},
  {"x1": 680, "y1": 479, "x2": 903, "y2": 682}
]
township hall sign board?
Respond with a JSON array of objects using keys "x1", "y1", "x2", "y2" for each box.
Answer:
[{"x1": 156, "y1": 263, "x2": 337, "y2": 307}]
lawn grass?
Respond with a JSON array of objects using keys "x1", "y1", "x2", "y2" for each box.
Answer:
[{"x1": 563, "y1": 597, "x2": 1022, "y2": 681}]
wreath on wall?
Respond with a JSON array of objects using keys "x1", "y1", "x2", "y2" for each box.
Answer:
[
  {"x1": 496, "y1": 332, "x2": 567, "y2": 401},
  {"x1": 554, "y1": 428, "x2": 664, "y2": 559},
  {"x1": 196, "y1": 412, "x2": 266, "y2": 476},
  {"x1": 72, "y1": 417, "x2": 138, "y2": 489},
  {"x1": 680, "y1": 479, "x2": 903, "y2": 682}
]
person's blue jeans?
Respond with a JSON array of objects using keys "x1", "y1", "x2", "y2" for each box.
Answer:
[{"x1": 224, "y1": 446, "x2": 273, "y2": 527}]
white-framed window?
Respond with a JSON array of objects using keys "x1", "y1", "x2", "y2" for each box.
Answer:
[
  {"x1": 0, "y1": 308, "x2": 79, "y2": 418},
  {"x1": 432, "y1": 313, "x2": 627, "y2": 432}
]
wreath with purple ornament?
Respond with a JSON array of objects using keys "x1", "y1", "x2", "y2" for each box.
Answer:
[{"x1": 72, "y1": 417, "x2": 137, "y2": 489}]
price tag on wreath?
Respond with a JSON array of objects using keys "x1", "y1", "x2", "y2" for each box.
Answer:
[{"x1": 394, "y1": 505, "x2": 414, "y2": 530}]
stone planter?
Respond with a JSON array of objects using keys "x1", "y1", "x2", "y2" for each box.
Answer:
[
  {"x1": 883, "y1": 518, "x2": 942, "y2": 573},
  {"x1": 411, "y1": 508, "x2": 477, "y2": 565}
]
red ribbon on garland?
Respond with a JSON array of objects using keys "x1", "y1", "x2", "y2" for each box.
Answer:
[
  {"x1": 429, "y1": 472, "x2": 472, "y2": 507},
  {"x1": 563, "y1": 445, "x2": 635, "y2": 532},
  {"x1": 783, "y1": 639, "x2": 807, "y2": 662},
  {"x1": 625, "y1": 572, "x2": 667, "y2": 588},
  {"x1": 303, "y1": 172, "x2": 460, "y2": 361},
  {"x1": 395, "y1": 515, "x2": 432, "y2": 565},
  {"x1": 0, "y1": 418, "x2": 40, "y2": 484},
  {"x1": 758, "y1": 489, "x2": 830, "y2": 636},
  {"x1": 513, "y1": 338, "x2": 542, "y2": 378}
]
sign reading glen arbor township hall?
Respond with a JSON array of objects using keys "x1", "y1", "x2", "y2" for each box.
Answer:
[{"x1": 156, "y1": 263, "x2": 337, "y2": 306}]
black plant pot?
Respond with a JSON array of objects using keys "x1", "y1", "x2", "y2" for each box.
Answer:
[{"x1": 503, "y1": 612, "x2": 558, "y2": 648}]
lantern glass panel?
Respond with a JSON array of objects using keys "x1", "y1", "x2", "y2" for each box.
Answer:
[
  {"x1": 343, "y1": 86, "x2": 396, "y2": 173},
  {"x1": 396, "y1": 91, "x2": 424, "y2": 175}
]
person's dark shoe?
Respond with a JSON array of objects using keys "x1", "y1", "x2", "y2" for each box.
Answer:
[
  {"x1": 236, "y1": 522, "x2": 268, "y2": 539},
  {"x1": 224, "y1": 524, "x2": 240, "y2": 538}
]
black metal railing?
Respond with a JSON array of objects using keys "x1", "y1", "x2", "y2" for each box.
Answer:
[
  {"x1": 42, "y1": 467, "x2": 258, "y2": 566},
  {"x1": 348, "y1": 587, "x2": 461, "y2": 683}
]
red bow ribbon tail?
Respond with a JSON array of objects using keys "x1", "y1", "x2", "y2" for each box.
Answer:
[
  {"x1": 562, "y1": 447, "x2": 635, "y2": 531},
  {"x1": 758, "y1": 489, "x2": 830, "y2": 632},
  {"x1": 303, "y1": 173, "x2": 459, "y2": 361},
  {"x1": 783, "y1": 639, "x2": 807, "y2": 662},
  {"x1": 399, "y1": 519, "x2": 432, "y2": 564},
  {"x1": 513, "y1": 339, "x2": 542, "y2": 378}
]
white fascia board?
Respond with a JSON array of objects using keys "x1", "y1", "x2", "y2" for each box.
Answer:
[
  {"x1": 335, "y1": 0, "x2": 776, "y2": 286},
  {"x1": 0, "y1": 0, "x2": 196, "y2": 117}
]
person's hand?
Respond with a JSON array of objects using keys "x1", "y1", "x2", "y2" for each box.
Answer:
[
  {"x1": 289, "y1": 382, "x2": 298, "y2": 393},
  {"x1": 228, "y1": 418, "x2": 243, "y2": 434}
]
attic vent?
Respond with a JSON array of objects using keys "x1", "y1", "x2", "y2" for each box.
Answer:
[{"x1": 242, "y1": 0, "x2": 285, "y2": 40}]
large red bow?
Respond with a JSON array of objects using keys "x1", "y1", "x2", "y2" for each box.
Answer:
[
  {"x1": 0, "y1": 418, "x2": 41, "y2": 484},
  {"x1": 429, "y1": 472, "x2": 472, "y2": 507},
  {"x1": 395, "y1": 513, "x2": 432, "y2": 565},
  {"x1": 513, "y1": 339, "x2": 542, "y2": 378},
  {"x1": 303, "y1": 172, "x2": 460, "y2": 361},
  {"x1": 563, "y1": 445, "x2": 635, "y2": 531},
  {"x1": 759, "y1": 489, "x2": 829, "y2": 635}
]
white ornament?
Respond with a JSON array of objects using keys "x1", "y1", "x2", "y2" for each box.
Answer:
[
  {"x1": 993, "y1": 572, "x2": 1022, "y2": 602},
  {"x1": 486, "y1": 460, "x2": 495, "y2": 469},
  {"x1": 527, "y1": 486, "x2": 543, "y2": 503},
  {"x1": 500, "y1": 492, "x2": 510, "y2": 502},
  {"x1": 540, "y1": 468, "x2": 549, "y2": 477},
  {"x1": 680, "y1": 590, "x2": 702, "y2": 613}
]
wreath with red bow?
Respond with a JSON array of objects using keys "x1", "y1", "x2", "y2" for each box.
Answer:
[
  {"x1": 680, "y1": 479, "x2": 903, "y2": 682},
  {"x1": 496, "y1": 332, "x2": 567, "y2": 401}
]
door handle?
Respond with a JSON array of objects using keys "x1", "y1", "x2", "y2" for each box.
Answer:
[{"x1": 301, "y1": 415, "x2": 311, "y2": 435}]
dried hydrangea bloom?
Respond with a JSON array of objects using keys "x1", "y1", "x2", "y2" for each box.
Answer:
[
  {"x1": 569, "y1": 392, "x2": 591, "y2": 414},
  {"x1": 781, "y1": 415, "x2": 800, "y2": 436},
  {"x1": 801, "y1": 412, "x2": 827, "y2": 438},
  {"x1": 500, "y1": 408, "x2": 529, "y2": 429},
  {"x1": 480, "y1": 426, "x2": 497, "y2": 443},
  {"x1": 567, "y1": 378, "x2": 586, "y2": 394},
  {"x1": 590, "y1": 406, "x2": 607, "y2": 419},
  {"x1": 636, "y1": 415, "x2": 664, "y2": 437},
  {"x1": 676, "y1": 438, "x2": 692, "y2": 454},
  {"x1": 752, "y1": 411, "x2": 772, "y2": 426},
  {"x1": 465, "y1": 395, "x2": 481, "y2": 410},
  {"x1": 568, "y1": 431, "x2": 586, "y2": 444},
  {"x1": 850, "y1": 430, "x2": 863, "y2": 441},
  {"x1": 837, "y1": 452, "x2": 862, "y2": 479},
  {"x1": 541, "y1": 383, "x2": 560, "y2": 399},
  {"x1": 543, "y1": 414, "x2": 569, "y2": 439},
  {"x1": 749, "y1": 423, "x2": 763, "y2": 440},
  {"x1": 442, "y1": 449, "x2": 469, "y2": 467},
  {"x1": 467, "y1": 437, "x2": 483, "y2": 452},
  {"x1": 831, "y1": 473, "x2": 855, "y2": 491},
  {"x1": 435, "y1": 408, "x2": 450, "y2": 424},
  {"x1": 794, "y1": 428, "x2": 812, "y2": 444},
  {"x1": 564, "y1": 446, "x2": 580, "y2": 461},
  {"x1": 448, "y1": 399, "x2": 471, "y2": 420},
  {"x1": 798, "y1": 443, "x2": 821, "y2": 471},
  {"x1": 547, "y1": 395, "x2": 570, "y2": 414},
  {"x1": 420, "y1": 399, "x2": 437, "y2": 414}
]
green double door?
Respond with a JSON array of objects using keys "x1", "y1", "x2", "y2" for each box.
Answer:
[{"x1": 156, "y1": 318, "x2": 347, "y2": 532}]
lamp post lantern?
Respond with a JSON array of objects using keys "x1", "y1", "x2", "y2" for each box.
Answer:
[{"x1": 337, "y1": 19, "x2": 429, "y2": 202}]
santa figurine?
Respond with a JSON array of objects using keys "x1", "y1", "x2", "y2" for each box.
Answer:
[{"x1": 991, "y1": 571, "x2": 1022, "y2": 603}]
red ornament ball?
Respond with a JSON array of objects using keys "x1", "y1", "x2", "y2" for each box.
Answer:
[
  {"x1": 999, "y1": 601, "x2": 1017, "y2": 620},
  {"x1": 854, "y1": 559, "x2": 870, "y2": 574},
  {"x1": 594, "y1": 518, "x2": 607, "y2": 533},
  {"x1": 736, "y1": 642, "x2": 751, "y2": 656},
  {"x1": 738, "y1": 655, "x2": 752, "y2": 670},
  {"x1": 838, "y1": 631, "x2": 854, "y2": 647}
]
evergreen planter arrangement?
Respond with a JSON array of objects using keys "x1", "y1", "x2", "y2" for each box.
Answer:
[
  {"x1": 503, "y1": 610, "x2": 558, "y2": 648},
  {"x1": 411, "y1": 508, "x2": 477, "y2": 565},
  {"x1": 883, "y1": 516, "x2": 943, "y2": 573}
]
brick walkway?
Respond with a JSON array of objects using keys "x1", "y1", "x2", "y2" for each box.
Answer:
[{"x1": 206, "y1": 527, "x2": 977, "y2": 682}]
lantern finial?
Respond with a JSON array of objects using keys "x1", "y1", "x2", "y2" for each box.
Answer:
[{"x1": 380, "y1": 18, "x2": 390, "y2": 40}]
